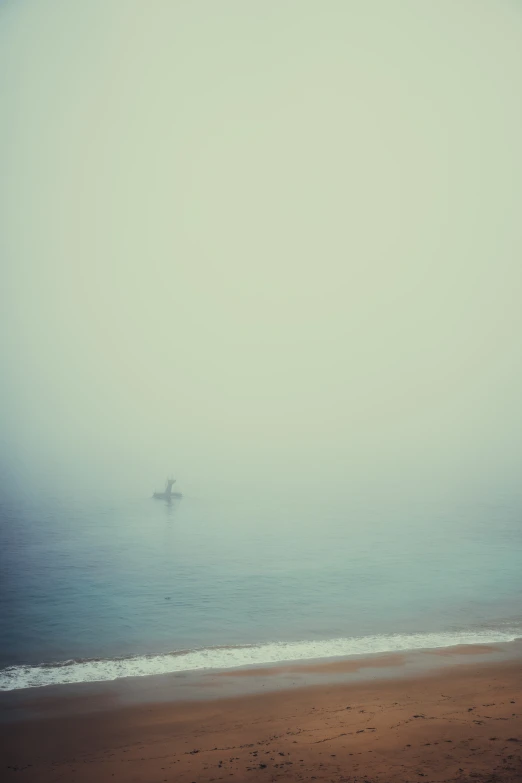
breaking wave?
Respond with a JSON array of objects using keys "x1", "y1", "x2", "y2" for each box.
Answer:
[{"x1": 1, "y1": 627, "x2": 520, "y2": 691}]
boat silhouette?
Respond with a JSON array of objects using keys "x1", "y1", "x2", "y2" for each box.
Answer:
[{"x1": 152, "y1": 477, "x2": 182, "y2": 500}]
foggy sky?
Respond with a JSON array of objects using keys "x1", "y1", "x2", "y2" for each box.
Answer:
[{"x1": 2, "y1": 0, "x2": 522, "y2": 499}]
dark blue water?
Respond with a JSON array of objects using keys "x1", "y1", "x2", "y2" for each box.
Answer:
[{"x1": 1, "y1": 490, "x2": 521, "y2": 689}]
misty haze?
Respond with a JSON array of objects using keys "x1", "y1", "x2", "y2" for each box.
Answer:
[{"x1": 1, "y1": 3, "x2": 522, "y2": 781}]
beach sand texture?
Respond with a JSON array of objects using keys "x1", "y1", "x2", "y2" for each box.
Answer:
[{"x1": 1, "y1": 660, "x2": 521, "y2": 782}]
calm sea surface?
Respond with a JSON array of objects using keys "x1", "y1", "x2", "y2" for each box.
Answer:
[{"x1": 1, "y1": 490, "x2": 521, "y2": 689}]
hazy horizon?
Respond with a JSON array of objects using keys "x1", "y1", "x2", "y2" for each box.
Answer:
[{"x1": 2, "y1": 0, "x2": 522, "y2": 503}]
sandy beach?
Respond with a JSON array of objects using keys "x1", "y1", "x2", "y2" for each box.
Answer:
[{"x1": 1, "y1": 654, "x2": 521, "y2": 783}]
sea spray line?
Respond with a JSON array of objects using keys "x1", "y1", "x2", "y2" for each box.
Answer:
[{"x1": 0, "y1": 628, "x2": 520, "y2": 691}]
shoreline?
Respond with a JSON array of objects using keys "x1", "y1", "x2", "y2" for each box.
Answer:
[
  {"x1": 1, "y1": 656, "x2": 521, "y2": 782},
  {"x1": 1, "y1": 639, "x2": 522, "y2": 722},
  {"x1": 3, "y1": 628, "x2": 521, "y2": 693},
  {"x1": 2, "y1": 629, "x2": 521, "y2": 691}
]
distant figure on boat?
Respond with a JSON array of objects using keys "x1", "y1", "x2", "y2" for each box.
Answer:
[{"x1": 153, "y1": 477, "x2": 182, "y2": 500}]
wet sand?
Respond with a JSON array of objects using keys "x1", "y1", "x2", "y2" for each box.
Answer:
[{"x1": 1, "y1": 655, "x2": 521, "y2": 782}]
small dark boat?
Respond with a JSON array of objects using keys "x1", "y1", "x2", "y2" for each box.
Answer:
[{"x1": 153, "y1": 478, "x2": 182, "y2": 500}]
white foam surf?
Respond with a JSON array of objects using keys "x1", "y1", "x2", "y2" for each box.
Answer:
[{"x1": 1, "y1": 628, "x2": 519, "y2": 691}]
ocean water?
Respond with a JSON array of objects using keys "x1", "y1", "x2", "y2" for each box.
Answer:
[{"x1": 1, "y1": 490, "x2": 521, "y2": 691}]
